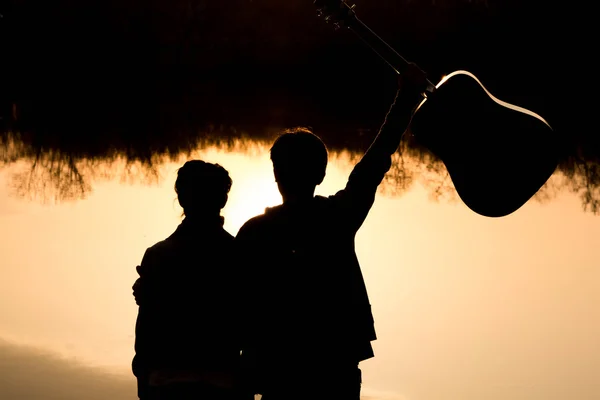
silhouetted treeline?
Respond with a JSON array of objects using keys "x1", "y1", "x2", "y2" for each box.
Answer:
[
  {"x1": 1, "y1": 128, "x2": 598, "y2": 215},
  {"x1": 2, "y1": 0, "x2": 594, "y2": 135},
  {"x1": 0, "y1": 0, "x2": 598, "y2": 211}
]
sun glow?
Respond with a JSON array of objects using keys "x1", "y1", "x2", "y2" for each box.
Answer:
[{"x1": 193, "y1": 143, "x2": 282, "y2": 235}]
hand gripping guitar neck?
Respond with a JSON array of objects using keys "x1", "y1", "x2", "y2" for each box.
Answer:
[{"x1": 314, "y1": 0, "x2": 560, "y2": 218}]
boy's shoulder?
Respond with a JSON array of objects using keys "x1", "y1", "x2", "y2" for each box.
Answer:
[
  {"x1": 236, "y1": 203, "x2": 286, "y2": 239},
  {"x1": 237, "y1": 196, "x2": 335, "y2": 235}
]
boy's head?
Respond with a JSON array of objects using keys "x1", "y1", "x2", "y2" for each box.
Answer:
[
  {"x1": 270, "y1": 127, "x2": 328, "y2": 199},
  {"x1": 175, "y1": 160, "x2": 232, "y2": 216}
]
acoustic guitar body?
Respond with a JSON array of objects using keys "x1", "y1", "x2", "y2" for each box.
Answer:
[
  {"x1": 410, "y1": 71, "x2": 560, "y2": 217},
  {"x1": 313, "y1": 0, "x2": 560, "y2": 217}
]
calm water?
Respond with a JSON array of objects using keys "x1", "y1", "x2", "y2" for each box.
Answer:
[{"x1": 0, "y1": 137, "x2": 598, "y2": 400}]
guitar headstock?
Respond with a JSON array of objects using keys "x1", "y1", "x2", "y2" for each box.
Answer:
[{"x1": 314, "y1": 0, "x2": 358, "y2": 30}]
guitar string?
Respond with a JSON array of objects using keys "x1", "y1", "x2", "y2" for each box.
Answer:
[
  {"x1": 348, "y1": 16, "x2": 436, "y2": 92},
  {"x1": 354, "y1": 16, "x2": 410, "y2": 66},
  {"x1": 348, "y1": 26, "x2": 400, "y2": 75}
]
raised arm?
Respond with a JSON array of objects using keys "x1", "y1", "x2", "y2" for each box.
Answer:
[
  {"x1": 333, "y1": 63, "x2": 429, "y2": 229},
  {"x1": 350, "y1": 63, "x2": 429, "y2": 188}
]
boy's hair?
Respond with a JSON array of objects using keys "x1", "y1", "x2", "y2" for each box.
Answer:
[
  {"x1": 175, "y1": 160, "x2": 232, "y2": 214},
  {"x1": 270, "y1": 127, "x2": 328, "y2": 185}
]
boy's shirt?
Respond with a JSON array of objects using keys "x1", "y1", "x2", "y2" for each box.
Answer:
[{"x1": 132, "y1": 216, "x2": 240, "y2": 398}]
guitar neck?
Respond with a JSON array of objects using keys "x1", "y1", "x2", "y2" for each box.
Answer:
[{"x1": 342, "y1": 12, "x2": 437, "y2": 94}]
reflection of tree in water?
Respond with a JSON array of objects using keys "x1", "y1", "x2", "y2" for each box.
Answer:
[
  {"x1": 7, "y1": 152, "x2": 166, "y2": 204},
  {"x1": 558, "y1": 156, "x2": 600, "y2": 214},
  {"x1": 383, "y1": 138, "x2": 458, "y2": 204},
  {"x1": 0, "y1": 129, "x2": 273, "y2": 203},
  {"x1": 11, "y1": 150, "x2": 91, "y2": 203},
  {"x1": 383, "y1": 134, "x2": 600, "y2": 215},
  {"x1": 1, "y1": 127, "x2": 599, "y2": 215},
  {"x1": 2, "y1": 0, "x2": 596, "y2": 213}
]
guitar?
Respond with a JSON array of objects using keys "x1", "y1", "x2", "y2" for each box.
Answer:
[{"x1": 314, "y1": 0, "x2": 560, "y2": 218}]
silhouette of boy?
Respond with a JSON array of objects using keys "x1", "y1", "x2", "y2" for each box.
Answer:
[
  {"x1": 235, "y1": 65, "x2": 429, "y2": 400},
  {"x1": 132, "y1": 160, "x2": 250, "y2": 400}
]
